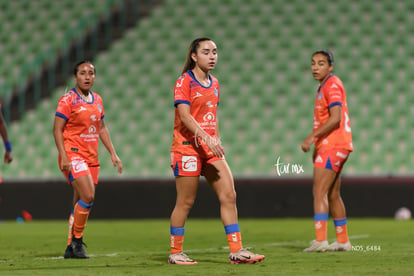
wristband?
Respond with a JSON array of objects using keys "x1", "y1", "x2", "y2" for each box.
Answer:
[{"x1": 4, "y1": 141, "x2": 11, "y2": 152}]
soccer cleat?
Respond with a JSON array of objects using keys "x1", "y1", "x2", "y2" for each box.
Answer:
[
  {"x1": 168, "y1": 252, "x2": 198, "y2": 265},
  {"x1": 229, "y1": 248, "x2": 265, "y2": 264},
  {"x1": 70, "y1": 237, "x2": 89, "y2": 258},
  {"x1": 326, "y1": 241, "x2": 351, "y2": 252},
  {"x1": 64, "y1": 245, "x2": 74, "y2": 258},
  {"x1": 303, "y1": 240, "x2": 329, "y2": 252}
]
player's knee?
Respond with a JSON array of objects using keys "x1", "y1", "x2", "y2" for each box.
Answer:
[
  {"x1": 81, "y1": 194, "x2": 95, "y2": 204},
  {"x1": 219, "y1": 190, "x2": 236, "y2": 205},
  {"x1": 180, "y1": 197, "x2": 196, "y2": 211},
  {"x1": 312, "y1": 187, "x2": 328, "y2": 199},
  {"x1": 328, "y1": 190, "x2": 341, "y2": 202}
]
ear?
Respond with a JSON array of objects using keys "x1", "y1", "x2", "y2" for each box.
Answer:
[{"x1": 191, "y1": 52, "x2": 197, "y2": 63}]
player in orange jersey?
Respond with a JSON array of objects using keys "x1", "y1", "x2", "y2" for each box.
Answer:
[
  {"x1": 168, "y1": 37, "x2": 264, "y2": 265},
  {"x1": 53, "y1": 61, "x2": 123, "y2": 258},
  {"x1": 0, "y1": 102, "x2": 13, "y2": 183},
  {"x1": 301, "y1": 50, "x2": 353, "y2": 252}
]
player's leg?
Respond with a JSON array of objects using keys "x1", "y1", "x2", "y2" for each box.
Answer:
[
  {"x1": 64, "y1": 188, "x2": 79, "y2": 258},
  {"x1": 204, "y1": 159, "x2": 264, "y2": 264},
  {"x1": 304, "y1": 166, "x2": 337, "y2": 252},
  {"x1": 69, "y1": 174, "x2": 95, "y2": 258},
  {"x1": 169, "y1": 176, "x2": 199, "y2": 264},
  {"x1": 327, "y1": 157, "x2": 351, "y2": 251}
]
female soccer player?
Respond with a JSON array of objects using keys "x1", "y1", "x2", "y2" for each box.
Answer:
[
  {"x1": 53, "y1": 61, "x2": 123, "y2": 258},
  {"x1": 168, "y1": 37, "x2": 265, "y2": 264},
  {"x1": 301, "y1": 50, "x2": 353, "y2": 252}
]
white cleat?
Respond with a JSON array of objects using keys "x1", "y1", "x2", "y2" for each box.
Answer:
[
  {"x1": 168, "y1": 252, "x2": 198, "y2": 265},
  {"x1": 327, "y1": 241, "x2": 351, "y2": 252},
  {"x1": 303, "y1": 240, "x2": 329, "y2": 252}
]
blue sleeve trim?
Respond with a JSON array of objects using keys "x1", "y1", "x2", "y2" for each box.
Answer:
[
  {"x1": 174, "y1": 100, "x2": 190, "y2": 107},
  {"x1": 328, "y1": 102, "x2": 342, "y2": 108},
  {"x1": 170, "y1": 226, "x2": 185, "y2": 236},
  {"x1": 224, "y1": 223, "x2": 240, "y2": 234},
  {"x1": 55, "y1": 112, "x2": 68, "y2": 121}
]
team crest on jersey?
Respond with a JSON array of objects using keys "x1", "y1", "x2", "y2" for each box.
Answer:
[
  {"x1": 97, "y1": 103, "x2": 102, "y2": 113},
  {"x1": 214, "y1": 88, "x2": 218, "y2": 97}
]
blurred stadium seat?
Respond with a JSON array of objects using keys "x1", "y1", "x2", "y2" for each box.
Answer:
[{"x1": 2, "y1": 0, "x2": 413, "y2": 178}]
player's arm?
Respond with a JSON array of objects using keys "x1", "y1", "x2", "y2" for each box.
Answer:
[
  {"x1": 53, "y1": 116, "x2": 71, "y2": 171},
  {"x1": 99, "y1": 119, "x2": 123, "y2": 173},
  {"x1": 176, "y1": 103, "x2": 224, "y2": 157},
  {"x1": 301, "y1": 105, "x2": 341, "y2": 152}
]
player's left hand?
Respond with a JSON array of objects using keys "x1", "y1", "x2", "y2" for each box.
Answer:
[
  {"x1": 4, "y1": 151, "x2": 12, "y2": 163},
  {"x1": 112, "y1": 154, "x2": 123, "y2": 174}
]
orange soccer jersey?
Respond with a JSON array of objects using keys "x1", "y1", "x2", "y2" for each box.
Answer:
[
  {"x1": 313, "y1": 74, "x2": 353, "y2": 152},
  {"x1": 171, "y1": 70, "x2": 220, "y2": 158},
  {"x1": 55, "y1": 88, "x2": 104, "y2": 165}
]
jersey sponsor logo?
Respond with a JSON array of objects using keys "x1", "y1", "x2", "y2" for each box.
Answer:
[
  {"x1": 72, "y1": 160, "x2": 88, "y2": 173},
  {"x1": 90, "y1": 115, "x2": 97, "y2": 121},
  {"x1": 203, "y1": 112, "x2": 215, "y2": 121},
  {"x1": 89, "y1": 125, "x2": 97, "y2": 133},
  {"x1": 182, "y1": 156, "x2": 197, "y2": 172},
  {"x1": 80, "y1": 125, "x2": 99, "y2": 141}
]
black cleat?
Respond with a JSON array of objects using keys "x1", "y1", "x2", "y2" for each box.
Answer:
[
  {"x1": 71, "y1": 237, "x2": 89, "y2": 258},
  {"x1": 64, "y1": 245, "x2": 75, "y2": 258}
]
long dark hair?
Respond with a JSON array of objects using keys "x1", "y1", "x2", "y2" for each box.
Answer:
[{"x1": 182, "y1": 37, "x2": 212, "y2": 74}]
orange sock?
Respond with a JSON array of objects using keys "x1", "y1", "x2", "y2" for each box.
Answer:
[
  {"x1": 334, "y1": 218, "x2": 349, "y2": 243},
  {"x1": 67, "y1": 212, "x2": 74, "y2": 245},
  {"x1": 314, "y1": 213, "x2": 328, "y2": 242},
  {"x1": 170, "y1": 235, "x2": 184, "y2": 254},
  {"x1": 224, "y1": 224, "x2": 242, "y2": 253},
  {"x1": 73, "y1": 200, "x2": 93, "y2": 239},
  {"x1": 170, "y1": 226, "x2": 185, "y2": 254},
  {"x1": 226, "y1": 232, "x2": 242, "y2": 253}
]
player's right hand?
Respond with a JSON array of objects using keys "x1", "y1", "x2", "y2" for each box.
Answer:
[{"x1": 60, "y1": 156, "x2": 71, "y2": 172}]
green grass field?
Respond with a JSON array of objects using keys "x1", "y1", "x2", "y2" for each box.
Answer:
[{"x1": 0, "y1": 218, "x2": 413, "y2": 275}]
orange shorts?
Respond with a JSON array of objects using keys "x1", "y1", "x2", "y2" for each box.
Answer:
[
  {"x1": 59, "y1": 155, "x2": 100, "y2": 185},
  {"x1": 170, "y1": 152, "x2": 224, "y2": 176},
  {"x1": 314, "y1": 148, "x2": 350, "y2": 173}
]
